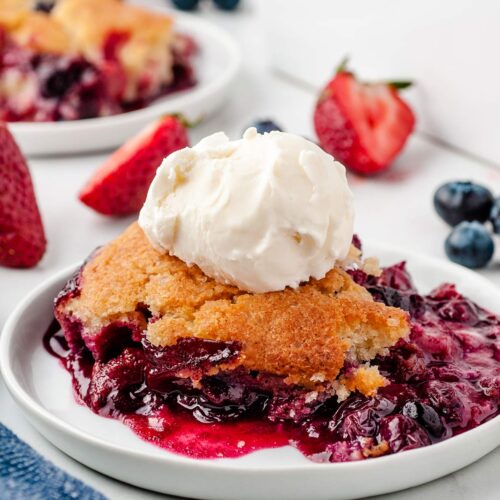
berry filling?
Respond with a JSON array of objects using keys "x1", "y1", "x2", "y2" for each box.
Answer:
[
  {"x1": 46, "y1": 260, "x2": 499, "y2": 462},
  {"x1": 0, "y1": 29, "x2": 197, "y2": 122}
]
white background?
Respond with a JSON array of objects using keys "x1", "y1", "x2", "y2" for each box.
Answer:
[{"x1": 0, "y1": 1, "x2": 499, "y2": 498}]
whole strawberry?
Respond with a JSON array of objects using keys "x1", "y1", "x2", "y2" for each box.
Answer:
[
  {"x1": 0, "y1": 123, "x2": 46, "y2": 268},
  {"x1": 314, "y1": 59, "x2": 415, "y2": 175},
  {"x1": 79, "y1": 115, "x2": 189, "y2": 215}
]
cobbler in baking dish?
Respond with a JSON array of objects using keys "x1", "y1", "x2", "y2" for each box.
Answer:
[
  {"x1": 46, "y1": 226, "x2": 499, "y2": 462},
  {"x1": 0, "y1": 0, "x2": 196, "y2": 122}
]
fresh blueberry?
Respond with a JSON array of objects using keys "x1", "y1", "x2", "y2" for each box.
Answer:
[
  {"x1": 490, "y1": 197, "x2": 500, "y2": 234},
  {"x1": 171, "y1": 0, "x2": 200, "y2": 10},
  {"x1": 445, "y1": 221, "x2": 495, "y2": 269},
  {"x1": 34, "y1": 1, "x2": 55, "y2": 12},
  {"x1": 433, "y1": 181, "x2": 494, "y2": 226},
  {"x1": 213, "y1": 0, "x2": 240, "y2": 10},
  {"x1": 248, "y1": 119, "x2": 283, "y2": 135}
]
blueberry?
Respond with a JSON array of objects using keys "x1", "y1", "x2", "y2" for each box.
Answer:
[
  {"x1": 490, "y1": 197, "x2": 500, "y2": 234},
  {"x1": 171, "y1": 0, "x2": 200, "y2": 10},
  {"x1": 34, "y1": 1, "x2": 55, "y2": 12},
  {"x1": 378, "y1": 414, "x2": 431, "y2": 452},
  {"x1": 213, "y1": 0, "x2": 240, "y2": 10},
  {"x1": 433, "y1": 181, "x2": 494, "y2": 226},
  {"x1": 351, "y1": 234, "x2": 362, "y2": 251},
  {"x1": 38, "y1": 57, "x2": 93, "y2": 99},
  {"x1": 401, "y1": 401, "x2": 446, "y2": 437},
  {"x1": 421, "y1": 381, "x2": 467, "y2": 426},
  {"x1": 248, "y1": 119, "x2": 282, "y2": 135},
  {"x1": 445, "y1": 221, "x2": 494, "y2": 269}
]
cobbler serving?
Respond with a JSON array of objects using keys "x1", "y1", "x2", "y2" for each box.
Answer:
[
  {"x1": 46, "y1": 130, "x2": 499, "y2": 462},
  {"x1": 0, "y1": 0, "x2": 196, "y2": 122}
]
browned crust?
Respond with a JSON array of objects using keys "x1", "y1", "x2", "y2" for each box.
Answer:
[
  {"x1": 59, "y1": 223, "x2": 409, "y2": 388},
  {"x1": 340, "y1": 366, "x2": 388, "y2": 398}
]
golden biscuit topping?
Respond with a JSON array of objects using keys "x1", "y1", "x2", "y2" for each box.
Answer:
[{"x1": 57, "y1": 223, "x2": 409, "y2": 391}]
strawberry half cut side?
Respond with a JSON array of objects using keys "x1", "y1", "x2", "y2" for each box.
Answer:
[{"x1": 314, "y1": 67, "x2": 415, "y2": 175}]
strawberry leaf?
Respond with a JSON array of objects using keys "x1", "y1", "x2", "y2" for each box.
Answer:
[
  {"x1": 336, "y1": 56, "x2": 350, "y2": 74},
  {"x1": 388, "y1": 80, "x2": 413, "y2": 90},
  {"x1": 167, "y1": 113, "x2": 201, "y2": 129}
]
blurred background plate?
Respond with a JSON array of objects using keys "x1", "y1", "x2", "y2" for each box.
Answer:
[{"x1": 9, "y1": 11, "x2": 241, "y2": 157}]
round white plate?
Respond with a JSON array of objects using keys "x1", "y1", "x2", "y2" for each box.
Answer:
[
  {"x1": 8, "y1": 11, "x2": 241, "y2": 157},
  {"x1": 1, "y1": 242, "x2": 499, "y2": 500}
]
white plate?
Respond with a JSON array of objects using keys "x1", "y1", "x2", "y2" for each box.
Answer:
[
  {"x1": 1, "y1": 242, "x2": 499, "y2": 500},
  {"x1": 8, "y1": 11, "x2": 241, "y2": 157}
]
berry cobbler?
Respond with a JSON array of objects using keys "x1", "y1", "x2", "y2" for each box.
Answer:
[
  {"x1": 47, "y1": 130, "x2": 499, "y2": 462},
  {"x1": 0, "y1": 0, "x2": 196, "y2": 122}
]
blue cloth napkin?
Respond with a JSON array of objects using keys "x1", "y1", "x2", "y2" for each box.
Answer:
[{"x1": 0, "y1": 423, "x2": 106, "y2": 500}]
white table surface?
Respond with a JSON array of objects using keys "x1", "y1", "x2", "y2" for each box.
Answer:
[{"x1": 0, "y1": 1, "x2": 499, "y2": 499}]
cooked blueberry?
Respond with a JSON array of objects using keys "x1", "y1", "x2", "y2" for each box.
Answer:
[
  {"x1": 329, "y1": 397, "x2": 394, "y2": 440},
  {"x1": 376, "y1": 261, "x2": 416, "y2": 292},
  {"x1": 378, "y1": 414, "x2": 431, "y2": 452},
  {"x1": 44, "y1": 70, "x2": 73, "y2": 97},
  {"x1": 491, "y1": 197, "x2": 500, "y2": 234},
  {"x1": 433, "y1": 181, "x2": 494, "y2": 226},
  {"x1": 38, "y1": 58, "x2": 92, "y2": 98},
  {"x1": 421, "y1": 380, "x2": 468, "y2": 426},
  {"x1": 351, "y1": 234, "x2": 362, "y2": 250},
  {"x1": 401, "y1": 401, "x2": 445, "y2": 437},
  {"x1": 248, "y1": 119, "x2": 283, "y2": 135},
  {"x1": 445, "y1": 222, "x2": 494, "y2": 269},
  {"x1": 213, "y1": 0, "x2": 240, "y2": 10},
  {"x1": 366, "y1": 286, "x2": 425, "y2": 317},
  {"x1": 171, "y1": 0, "x2": 200, "y2": 10}
]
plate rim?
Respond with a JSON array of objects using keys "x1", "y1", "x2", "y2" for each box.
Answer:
[{"x1": 1, "y1": 240, "x2": 499, "y2": 475}]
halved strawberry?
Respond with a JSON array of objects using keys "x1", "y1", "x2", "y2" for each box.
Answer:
[
  {"x1": 79, "y1": 115, "x2": 189, "y2": 215},
  {"x1": 0, "y1": 122, "x2": 46, "y2": 268},
  {"x1": 314, "y1": 60, "x2": 415, "y2": 175}
]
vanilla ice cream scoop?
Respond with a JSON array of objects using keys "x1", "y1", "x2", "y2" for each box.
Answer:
[{"x1": 139, "y1": 128, "x2": 354, "y2": 293}]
